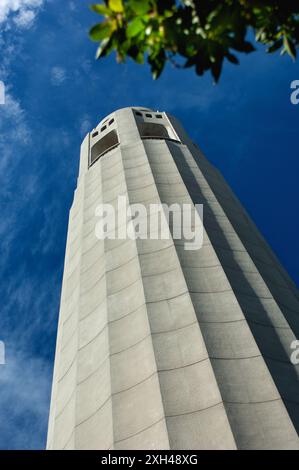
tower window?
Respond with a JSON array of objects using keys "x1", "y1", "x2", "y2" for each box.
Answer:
[
  {"x1": 135, "y1": 111, "x2": 142, "y2": 116},
  {"x1": 90, "y1": 130, "x2": 119, "y2": 166},
  {"x1": 109, "y1": 118, "x2": 114, "y2": 125},
  {"x1": 138, "y1": 122, "x2": 170, "y2": 139},
  {"x1": 101, "y1": 125, "x2": 107, "y2": 132},
  {"x1": 145, "y1": 113, "x2": 152, "y2": 118},
  {"x1": 92, "y1": 131, "x2": 98, "y2": 138},
  {"x1": 155, "y1": 114, "x2": 162, "y2": 119},
  {"x1": 138, "y1": 122, "x2": 180, "y2": 143}
]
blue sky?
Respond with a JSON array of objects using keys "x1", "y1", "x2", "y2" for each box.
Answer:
[{"x1": 0, "y1": 0, "x2": 298, "y2": 450}]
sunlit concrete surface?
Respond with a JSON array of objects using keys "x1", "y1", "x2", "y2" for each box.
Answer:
[{"x1": 47, "y1": 107, "x2": 299, "y2": 450}]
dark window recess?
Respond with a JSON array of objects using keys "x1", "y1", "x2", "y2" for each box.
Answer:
[
  {"x1": 135, "y1": 111, "x2": 142, "y2": 116},
  {"x1": 90, "y1": 130, "x2": 119, "y2": 166},
  {"x1": 145, "y1": 113, "x2": 152, "y2": 118},
  {"x1": 138, "y1": 122, "x2": 170, "y2": 139},
  {"x1": 101, "y1": 125, "x2": 107, "y2": 132},
  {"x1": 92, "y1": 131, "x2": 98, "y2": 138},
  {"x1": 155, "y1": 114, "x2": 162, "y2": 119},
  {"x1": 109, "y1": 118, "x2": 114, "y2": 125}
]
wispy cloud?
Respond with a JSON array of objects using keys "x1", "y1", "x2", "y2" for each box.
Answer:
[
  {"x1": 0, "y1": 0, "x2": 297, "y2": 452},
  {"x1": 0, "y1": 0, "x2": 44, "y2": 28},
  {"x1": 79, "y1": 114, "x2": 92, "y2": 136},
  {"x1": 0, "y1": 92, "x2": 32, "y2": 194},
  {"x1": 50, "y1": 66, "x2": 67, "y2": 86},
  {"x1": 0, "y1": 348, "x2": 51, "y2": 449}
]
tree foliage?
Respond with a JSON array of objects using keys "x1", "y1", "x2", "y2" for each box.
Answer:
[{"x1": 89, "y1": 0, "x2": 299, "y2": 82}]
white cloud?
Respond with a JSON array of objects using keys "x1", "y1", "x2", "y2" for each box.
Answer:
[
  {"x1": 0, "y1": 348, "x2": 51, "y2": 449},
  {"x1": 0, "y1": 92, "x2": 31, "y2": 172},
  {"x1": 14, "y1": 7, "x2": 35, "y2": 27},
  {"x1": 0, "y1": 0, "x2": 44, "y2": 28},
  {"x1": 50, "y1": 66, "x2": 67, "y2": 86},
  {"x1": 68, "y1": 1, "x2": 76, "y2": 12},
  {"x1": 0, "y1": 90, "x2": 38, "y2": 268},
  {"x1": 79, "y1": 114, "x2": 92, "y2": 136}
]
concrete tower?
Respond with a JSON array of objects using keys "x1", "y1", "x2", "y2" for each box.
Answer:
[{"x1": 47, "y1": 107, "x2": 299, "y2": 450}]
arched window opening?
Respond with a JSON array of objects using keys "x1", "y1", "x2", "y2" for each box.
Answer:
[
  {"x1": 138, "y1": 122, "x2": 180, "y2": 143},
  {"x1": 90, "y1": 130, "x2": 119, "y2": 166}
]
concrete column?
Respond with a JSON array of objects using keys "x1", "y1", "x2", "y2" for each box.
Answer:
[{"x1": 47, "y1": 107, "x2": 299, "y2": 450}]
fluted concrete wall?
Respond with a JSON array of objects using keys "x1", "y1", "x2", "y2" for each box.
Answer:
[{"x1": 47, "y1": 107, "x2": 299, "y2": 450}]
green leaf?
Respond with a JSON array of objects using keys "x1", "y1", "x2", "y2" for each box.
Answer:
[
  {"x1": 130, "y1": 0, "x2": 150, "y2": 15},
  {"x1": 283, "y1": 35, "x2": 296, "y2": 60},
  {"x1": 184, "y1": 56, "x2": 197, "y2": 68},
  {"x1": 255, "y1": 28, "x2": 266, "y2": 42},
  {"x1": 127, "y1": 18, "x2": 145, "y2": 38},
  {"x1": 135, "y1": 52, "x2": 144, "y2": 64},
  {"x1": 195, "y1": 62, "x2": 205, "y2": 76},
  {"x1": 211, "y1": 58, "x2": 223, "y2": 82},
  {"x1": 267, "y1": 39, "x2": 283, "y2": 54},
  {"x1": 226, "y1": 52, "x2": 239, "y2": 64},
  {"x1": 127, "y1": 45, "x2": 144, "y2": 63},
  {"x1": 89, "y1": 22, "x2": 112, "y2": 41},
  {"x1": 157, "y1": 0, "x2": 174, "y2": 15},
  {"x1": 95, "y1": 37, "x2": 111, "y2": 59},
  {"x1": 88, "y1": 0, "x2": 299, "y2": 83},
  {"x1": 108, "y1": 0, "x2": 123, "y2": 13},
  {"x1": 233, "y1": 41, "x2": 255, "y2": 53},
  {"x1": 90, "y1": 4, "x2": 111, "y2": 16},
  {"x1": 148, "y1": 50, "x2": 166, "y2": 80}
]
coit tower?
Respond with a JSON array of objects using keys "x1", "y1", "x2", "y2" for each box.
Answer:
[{"x1": 47, "y1": 107, "x2": 299, "y2": 450}]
